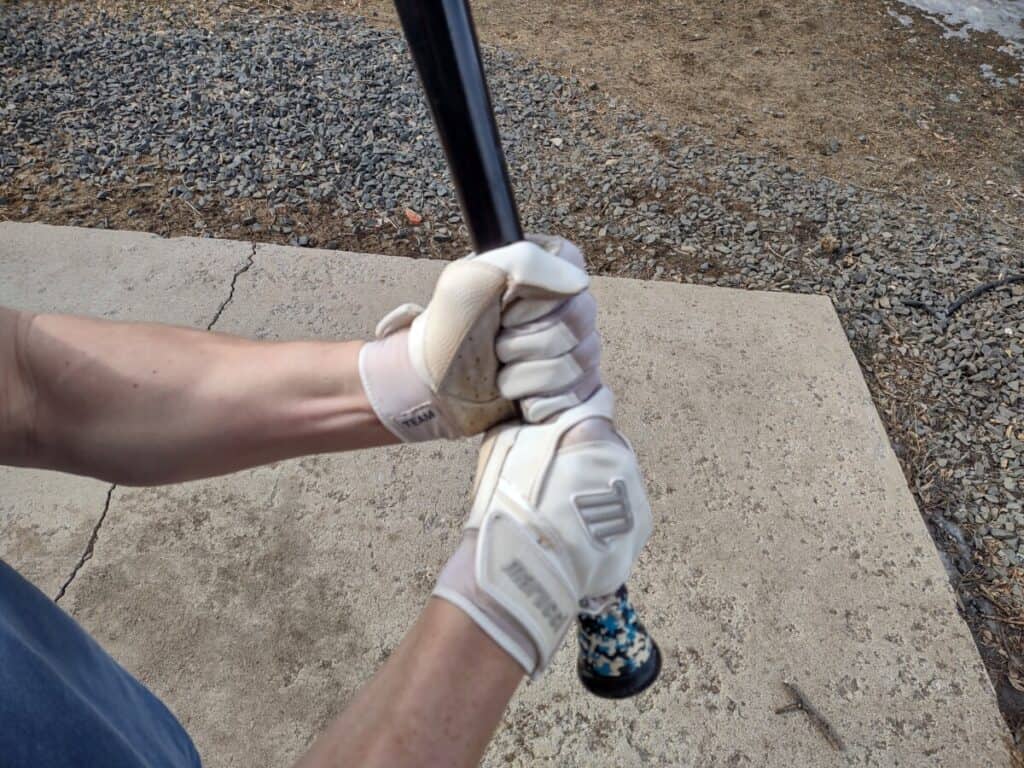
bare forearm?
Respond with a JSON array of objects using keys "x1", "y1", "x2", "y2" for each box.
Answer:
[
  {"x1": 0, "y1": 307, "x2": 36, "y2": 464},
  {"x1": 2, "y1": 309, "x2": 396, "y2": 484},
  {"x1": 295, "y1": 598, "x2": 522, "y2": 768}
]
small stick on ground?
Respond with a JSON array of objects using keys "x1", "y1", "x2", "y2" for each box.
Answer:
[{"x1": 775, "y1": 681, "x2": 845, "y2": 752}]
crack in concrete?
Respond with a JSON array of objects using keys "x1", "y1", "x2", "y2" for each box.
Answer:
[
  {"x1": 51, "y1": 243, "x2": 258, "y2": 604},
  {"x1": 206, "y1": 242, "x2": 256, "y2": 331},
  {"x1": 54, "y1": 484, "x2": 115, "y2": 603}
]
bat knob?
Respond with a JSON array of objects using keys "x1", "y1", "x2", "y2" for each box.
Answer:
[{"x1": 576, "y1": 586, "x2": 661, "y2": 699}]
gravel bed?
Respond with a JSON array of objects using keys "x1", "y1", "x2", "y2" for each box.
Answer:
[{"x1": 2, "y1": 1, "x2": 1023, "y2": 731}]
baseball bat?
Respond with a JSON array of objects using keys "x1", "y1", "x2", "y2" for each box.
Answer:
[{"x1": 393, "y1": 0, "x2": 660, "y2": 698}]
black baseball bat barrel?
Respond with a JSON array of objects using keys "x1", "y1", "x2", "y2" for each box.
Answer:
[
  {"x1": 393, "y1": 0, "x2": 660, "y2": 699},
  {"x1": 393, "y1": 0, "x2": 522, "y2": 253}
]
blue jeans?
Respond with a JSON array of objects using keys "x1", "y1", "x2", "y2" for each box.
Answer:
[{"x1": 0, "y1": 560, "x2": 201, "y2": 767}]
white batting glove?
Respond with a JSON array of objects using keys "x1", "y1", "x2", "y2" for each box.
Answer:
[
  {"x1": 359, "y1": 236, "x2": 602, "y2": 442},
  {"x1": 433, "y1": 388, "x2": 652, "y2": 677}
]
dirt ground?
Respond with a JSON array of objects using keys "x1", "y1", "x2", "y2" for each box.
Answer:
[
  {"x1": 351, "y1": 0, "x2": 1024, "y2": 224},
  {"x1": 60, "y1": 0, "x2": 1023, "y2": 246},
  {"x1": 78, "y1": 0, "x2": 1024, "y2": 222},
  {"x1": 16, "y1": 0, "x2": 1024, "y2": 236}
]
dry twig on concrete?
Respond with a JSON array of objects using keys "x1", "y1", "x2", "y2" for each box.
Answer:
[{"x1": 775, "y1": 681, "x2": 845, "y2": 752}]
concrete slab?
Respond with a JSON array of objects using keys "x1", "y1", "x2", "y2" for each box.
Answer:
[
  {"x1": 0, "y1": 223, "x2": 252, "y2": 595},
  {"x1": 0, "y1": 471, "x2": 111, "y2": 599},
  {"x1": 0, "y1": 225, "x2": 1009, "y2": 765}
]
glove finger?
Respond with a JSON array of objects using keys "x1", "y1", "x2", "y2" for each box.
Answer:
[
  {"x1": 497, "y1": 331, "x2": 600, "y2": 401},
  {"x1": 496, "y1": 292, "x2": 597, "y2": 362},
  {"x1": 489, "y1": 236, "x2": 589, "y2": 325},
  {"x1": 474, "y1": 240, "x2": 589, "y2": 303},
  {"x1": 374, "y1": 302, "x2": 424, "y2": 338},
  {"x1": 519, "y1": 367, "x2": 603, "y2": 423},
  {"x1": 502, "y1": 296, "x2": 562, "y2": 327},
  {"x1": 525, "y1": 233, "x2": 586, "y2": 270}
]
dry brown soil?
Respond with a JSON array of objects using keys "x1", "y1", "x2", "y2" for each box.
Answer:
[
  {"x1": 75, "y1": 0, "x2": 1024, "y2": 216},
  {"x1": 49, "y1": 0, "x2": 1021, "y2": 247},
  {"x1": 11, "y1": 0, "x2": 1024, "y2": 239},
  {"x1": 463, "y1": 0, "x2": 1024, "y2": 217},
  {"x1": 282, "y1": 0, "x2": 1023, "y2": 222}
]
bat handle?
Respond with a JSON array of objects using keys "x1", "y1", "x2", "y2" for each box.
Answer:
[
  {"x1": 577, "y1": 585, "x2": 661, "y2": 698},
  {"x1": 393, "y1": 0, "x2": 523, "y2": 253}
]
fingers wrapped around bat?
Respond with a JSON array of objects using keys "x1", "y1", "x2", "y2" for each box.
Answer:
[
  {"x1": 518, "y1": 367, "x2": 603, "y2": 423},
  {"x1": 475, "y1": 240, "x2": 589, "y2": 316},
  {"x1": 498, "y1": 330, "x2": 600, "y2": 399},
  {"x1": 496, "y1": 291, "x2": 597, "y2": 363}
]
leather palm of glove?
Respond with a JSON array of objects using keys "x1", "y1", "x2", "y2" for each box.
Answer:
[
  {"x1": 433, "y1": 387, "x2": 652, "y2": 678},
  {"x1": 359, "y1": 235, "x2": 601, "y2": 442}
]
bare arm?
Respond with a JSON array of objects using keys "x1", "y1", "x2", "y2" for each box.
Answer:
[
  {"x1": 294, "y1": 598, "x2": 522, "y2": 768},
  {"x1": 0, "y1": 239, "x2": 597, "y2": 486},
  {"x1": 0, "y1": 307, "x2": 396, "y2": 484}
]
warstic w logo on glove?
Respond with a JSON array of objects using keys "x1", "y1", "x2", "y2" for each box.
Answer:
[{"x1": 434, "y1": 388, "x2": 652, "y2": 677}]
